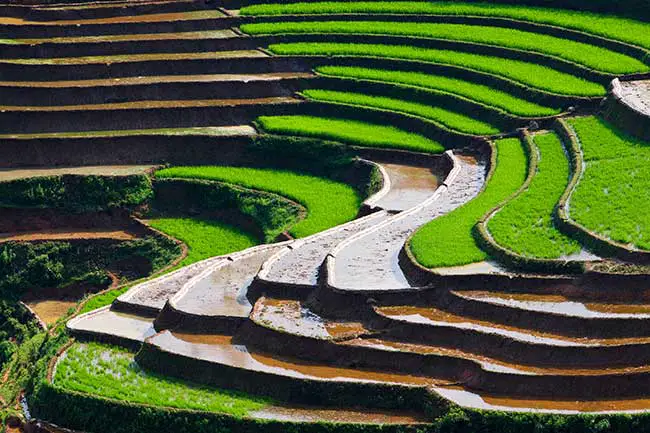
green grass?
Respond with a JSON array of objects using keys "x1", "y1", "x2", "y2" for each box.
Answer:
[
  {"x1": 568, "y1": 116, "x2": 650, "y2": 251},
  {"x1": 268, "y1": 43, "x2": 606, "y2": 96},
  {"x1": 54, "y1": 342, "x2": 269, "y2": 416},
  {"x1": 487, "y1": 133, "x2": 580, "y2": 259},
  {"x1": 316, "y1": 66, "x2": 561, "y2": 117},
  {"x1": 302, "y1": 89, "x2": 500, "y2": 135},
  {"x1": 243, "y1": 21, "x2": 646, "y2": 75},
  {"x1": 147, "y1": 217, "x2": 259, "y2": 267},
  {"x1": 155, "y1": 166, "x2": 361, "y2": 238},
  {"x1": 257, "y1": 115, "x2": 445, "y2": 153},
  {"x1": 240, "y1": 1, "x2": 650, "y2": 51},
  {"x1": 410, "y1": 138, "x2": 528, "y2": 268}
]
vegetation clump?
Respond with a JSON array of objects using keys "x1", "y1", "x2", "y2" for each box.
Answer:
[{"x1": 156, "y1": 166, "x2": 362, "y2": 238}]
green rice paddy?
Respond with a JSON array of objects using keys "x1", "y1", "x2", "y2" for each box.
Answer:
[
  {"x1": 147, "y1": 217, "x2": 259, "y2": 266},
  {"x1": 302, "y1": 89, "x2": 500, "y2": 135},
  {"x1": 268, "y1": 43, "x2": 606, "y2": 96},
  {"x1": 240, "y1": 1, "x2": 650, "y2": 51},
  {"x1": 316, "y1": 66, "x2": 561, "y2": 117},
  {"x1": 487, "y1": 132, "x2": 581, "y2": 259},
  {"x1": 54, "y1": 342, "x2": 268, "y2": 417},
  {"x1": 257, "y1": 115, "x2": 446, "y2": 153},
  {"x1": 568, "y1": 116, "x2": 650, "y2": 251},
  {"x1": 155, "y1": 166, "x2": 361, "y2": 239},
  {"x1": 410, "y1": 137, "x2": 528, "y2": 268},
  {"x1": 243, "y1": 21, "x2": 646, "y2": 74}
]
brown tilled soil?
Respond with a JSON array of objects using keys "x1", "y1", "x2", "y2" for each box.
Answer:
[
  {"x1": 3, "y1": 49, "x2": 267, "y2": 65},
  {"x1": 0, "y1": 10, "x2": 224, "y2": 26},
  {"x1": 0, "y1": 164, "x2": 155, "y2": 181},
  {"x1": 16, "y1": 29, "x2": 239, "y2": 44},
  {"x1": 0, "y1": 229, "x2": 138, "y2": 242},
  {"x1": 0, "y1": 96, "x2": 298, "y2": 111},
  {"x1": 251, "y1": 405, "x2": 428, "y2": 424},
  {"x1": 0, "y1": 125, "x2": 256, "y2": 139},
  {"x1": 0, "y1": 72, "x2": 314, "y2": 88}
]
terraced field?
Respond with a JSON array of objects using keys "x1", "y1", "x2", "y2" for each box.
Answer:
[{"x1": 3, "y1": 1, "x2": 650, "y2": 432}]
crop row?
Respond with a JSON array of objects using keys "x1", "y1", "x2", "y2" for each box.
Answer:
[
  {"x1": 316, "y1": 66, "x2": 561, "y2": 118},
  {"x1": 257, "y1": 115, "x2": 445, "y2": 154},
  {"x1": 240, "y1": 1, "x2": 650, "y2": 51},
  {"x1": 243, "y1": 21, "x2": 647, "y2": 75},
  {"x1": 568, "y1": 117, "x2": 650, "y2": 251},
  {"x1": 267, "y1": 43, "x2": 606, "y2": 96},
  {"x1": 409, "y1": 138, "x2": 528, "y2": 269},
  {"x1": 487, "y1": 132, "x2": 581, "y2": 259},
  {"x1": 155, "y1": 166, "x2": 361, "y2": 239},
  {"x1": 301, "y1": 89, "x2": 500, "y2": 135}
]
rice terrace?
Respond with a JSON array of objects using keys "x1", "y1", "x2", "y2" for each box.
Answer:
[{"x1": 4, "y1": 0, "x2": 650, "y2": 432}]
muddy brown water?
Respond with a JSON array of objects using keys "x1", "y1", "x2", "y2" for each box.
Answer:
[
  {"x1": 378, "y1": 305, "x2": 650, "y2": 346},
  {"x1": 345, "y1": 337, "x2": 650, "y2": 376},
  {"x1": 374, "y1": 162, "x2": 440, "y2": 211},
  {"x1": 251, "y1": 405, "x2": 428, "y2": 424},
  {"x1": 0, "y1": 125, "x2": 256, "y2": 139},
  {"x1": 70, "y1": 309, "x2": 156, "y2": 342},
  {"x1": 434, "y1": 386, "x2": 650, "y2": 413},
  {"x1": 0, "y1": 96, "x2": 297, "y2": 112},
  {"x1": 163, "y1": 331, "x2": 452, "y2": 386},
  {"x1": 253, "y1": 298, "x2": 369, "y2": 340},
  {"x1": 0, "y1": 165, "x2": 154, "y2": 180},
  {"x1": 0, "y1": 73, "x2": 313, "y2": 88},
  {"x1": 460, "y1": 290, "x2": 650, "y2": 316}
]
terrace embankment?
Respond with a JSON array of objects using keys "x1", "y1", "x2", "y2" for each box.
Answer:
[{"x1": 604, "y1": 77, "x2": 650, "y2": 140}]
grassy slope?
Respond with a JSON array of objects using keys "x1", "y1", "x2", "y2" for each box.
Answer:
[
  {"x1": 316, "y1": 66, "x2": 561, "y2": 117},
  {"x1": 569, "y1": 117, "x2": 650, "y2": 250},
  {"x1": 410, "y1": 138, "x2": 527, "y2": 268},
  {"x1": 54, "y1": 342, "x2": 268, "y2": 417},
  {"x1": 302, "y1": 89, "x2": 500, "y2": 135},
  {"x1": 156, "y1": 166, "x2": 361, "y2": 239},
  {"x1": 268, "y1": 43, "x2": 606, "y2": 96},
  {"x1": 240, "y1": 1, "x2": 650, "y2": 51},
  {"x1": 243, "y1": 21, "x2": 646, "y2": 75},
  {"x1": 257, "y1": 115, "x2": 445, "y2": 153},
  {"x1": 147, "y1": 218, "x2": 259, "y2": 266},
  {"x1": 487, "y1": 133, "x2": 580, "y2": 259}
]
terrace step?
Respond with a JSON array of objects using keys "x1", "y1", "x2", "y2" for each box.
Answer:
[
  {"x1": 605, "y1": 77, "x2": 650, "y2": 140},
  {"x1": 327, "y1": 152, "x2": 486, "y2": 292},
  {"x1": 138, "y1": 329, "x2": 452, "y2": 410},
  {"x1": 0, "y1": 228, "x2": 138, "y2": 243},
  {"x1": 154, "y1": 242, "x2": 290, "y2": 333},
  {"x1": 375, "y1": 305, "x2": 650, "y2": 367},
  {"x1": 0, "y1": 164, "x2": 155, "y2": 180},
  {"x1": 67, "y1": 306, "x2": 156, "y2": 347},
  {"x1": 0, "y1": 126, "x2": 256, "y2": 168},
  {"x1": 0, "y1": 73, "x2": 313, "y2": 106},
  {"x1": 253, "y1": 211, "x2": 391, "y2": 300},
  {"x1": 436, "y1": 289, "x2": 650, "y2": 338},
  {"x1": 244, "y1": 297, "x2": 650, "y2": 400},
  {"x1": 114, "y1": 255, "x2": 228, "y2": 316},
  {"x1": 1, "y1": 31, "x2": 261, "y2": 58},
  {"x1": 0, "y1": 97, "x2": 302, "y2": 134},
  {"x1": 0, "y1": 55, "x2": 311, "y2": 82},
  {"x1": 252, "y1": 159, "x2": 442, "y2": 300},
  {"x1": 0, "y1": 9, "x2": 226, "y2": 26}
]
